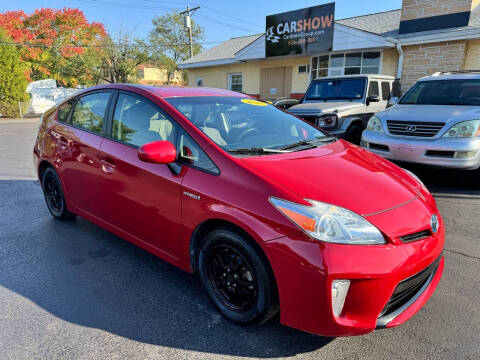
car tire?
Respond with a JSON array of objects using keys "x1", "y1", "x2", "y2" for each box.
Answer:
[
  {"x1": 344, "y1": 123, "x2": 364, "y2": 145},
  {"x1": 198, "y1": 228, "x2": 279, "y2": 326},
  {"x1": 41, "y1": 167, "x2": 76, "y2": 221}
]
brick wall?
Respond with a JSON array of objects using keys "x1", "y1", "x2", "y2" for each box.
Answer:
[
  {"x1": 401, "y1": 40, "x2": 466, "y2": 92},
  {"x1": 464, "y1": 39, "x2": 480, "y2": 70},
  {"x1": 401, "y1": 0, "x2": 476, "y2": 22}
]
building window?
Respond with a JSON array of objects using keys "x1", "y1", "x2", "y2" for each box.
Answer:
[
  {"x1": 298, "y1": 64, "x2": 310, "y2": 73},
  {"x1": 228, "y1": 73, "x2": 243, "y2": 93},
  {"x1": 195, "y1": 77, "x2": 203, "y2": 87},
  {"x1": 311, "y1": 51, "x2": 381, "y2": 79}
]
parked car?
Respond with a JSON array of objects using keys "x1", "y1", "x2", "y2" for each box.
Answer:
[
  {"x1": 34, "y1": 84, "x2": 444, "y2": 337},
  {"x1": 289, "y1": 75, "x2": 395, "y2": 144},
  {"x1": 361, "y1": 72, "x2": 480, "y2": 170},
  {"x1": 271, "y1": 97, "x2": 300, "y2": 110}
]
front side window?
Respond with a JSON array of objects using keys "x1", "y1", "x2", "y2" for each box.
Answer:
[
  {"x1": 112, "y1": 94, "x2": 176, "y2": 147},
  {"x1": 228, "y1": 73, "x2": 243, "y2": 93},
  {"x1": 399, "y1": 79, "x2": 480, "y2": 106},
  {"x1": 165, "y1": 96, "x2": 332, "y2": 153},
  {"x1": 71, "y1": 92, "x2": 110, "y2": 134},
  {"x1": 368, "y1": 81, "x2": 379, "y2": 97},
  {"x1": 178, "y1": 130, "x2": 219, "y2": 174},
  {"x1": 305, "y1": 79, "x2": 366, "y2": 101}
]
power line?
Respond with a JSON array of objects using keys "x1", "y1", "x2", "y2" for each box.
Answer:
[
  {"x1": 195, "y1": 14, "x2": 261, "y2": 33},
  {"x1": 74, "y1": 0, "x2": 176, "y2": 11},
  {"x1": 0, "y1": 40, "x2": 222, "y2": 49}
]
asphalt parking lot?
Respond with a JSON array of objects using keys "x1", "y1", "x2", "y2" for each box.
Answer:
[{"x1": 0, "y1": 118, "x2": 479, "y2": 360}]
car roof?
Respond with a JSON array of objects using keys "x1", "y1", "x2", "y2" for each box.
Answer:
[
  {"x1": 419, "y1": 72, "x2": 480, "y2": 82},
  {"x1": 84, "y1": 83, "x2": 245, "y2": 98},
  {"x1": 312, "y1": 74, "x2": 395, "y2": 81}
]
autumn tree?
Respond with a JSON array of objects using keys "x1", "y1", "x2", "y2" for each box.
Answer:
[
  {"x1": 143, "y1": 11, "x2": 204, "y2": 84},
  {"x1": 0, "y1": 29, "x2": 28, "y2": 117},
  {"x1": 0, "y1": 8, "x2": 107, "y2": 87}
]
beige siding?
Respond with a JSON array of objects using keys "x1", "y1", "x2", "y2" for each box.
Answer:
[
  {"x1": 401, "y1": 40, "x2": 466, "y2": 92},
  {"x1": 464, "y1": 39, "x2": 480, "y2": 70},
  {"x1": 186, "y1": 56, "x2": 311, "y2": 96},
  {"x1": 382, "y1": 48, "x2": 399, "y2": 77},
  {"x1": 401, "y1": 0, "x2": 476, "y2": 22}
]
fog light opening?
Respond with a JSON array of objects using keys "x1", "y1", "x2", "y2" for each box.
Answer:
[
  {"x1": 332, "y1": 280, "x2": 350, "y2": 318},
  {"x1": 454, "y1": 150, "x2": 478, "y2": 159}
]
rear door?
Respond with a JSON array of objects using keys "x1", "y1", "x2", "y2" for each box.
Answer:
[
  {"x1": 96, "y1": 91, "x2": 184, "y2": 256},
  {"x1": 54, "y1": 91, "x2": 112, "y2": 214}
]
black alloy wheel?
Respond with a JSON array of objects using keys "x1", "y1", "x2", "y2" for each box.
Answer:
[
  {"x1": 41, "y1": 167, "x2": 75, "y2": 221},
  {"x1": 198, "y1": 228, "x2": 279, "y2": 326},
  {"x1": 206, "y1": 244, "x2": 258, "y2": 312}
]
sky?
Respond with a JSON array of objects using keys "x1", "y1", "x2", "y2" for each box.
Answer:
[{"x1": 0, "y1": 0, "x2": 402, "y2": 48}]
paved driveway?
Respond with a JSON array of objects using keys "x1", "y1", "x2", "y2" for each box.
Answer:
[{"x1": 0, "y1": 119, "x2": 478, "y2": 359}]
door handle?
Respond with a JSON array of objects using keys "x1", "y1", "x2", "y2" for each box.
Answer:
[{"x1": 100, "y1": 159, "x2": 116, "y2": 174}]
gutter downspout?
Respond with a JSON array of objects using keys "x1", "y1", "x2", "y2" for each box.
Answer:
[{"x1": 396, "y1": 41, "x2": 404, "y2": 80}]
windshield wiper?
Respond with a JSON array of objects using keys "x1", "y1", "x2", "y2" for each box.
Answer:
[
  {"x1": 228, "y1": 147, "x2": 292, "y2": 155},
  {"x1": 279, "y1": 137, "x2": 336, "y2": 151}
]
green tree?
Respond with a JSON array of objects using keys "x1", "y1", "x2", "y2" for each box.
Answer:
[
  {"x1": 0, "y1": 30, "x2": 28, "y2": 117},
  {"x1": 144, "y1": 11, "x2": 204, "y2": 84},
  {"x1": 100, "y1": 31, "x2": 148, "y2": 83}
]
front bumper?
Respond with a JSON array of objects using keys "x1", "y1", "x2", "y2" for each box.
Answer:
[
  {"x1": 263, "y1": 199, "x2": 445, "y2": 337},
  {"x1": 361, "y1": 130, "x2": 480, "y2": 169}
]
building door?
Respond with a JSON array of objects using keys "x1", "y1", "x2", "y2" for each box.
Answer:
[{"x1": 260, "y1": 66, "x2": 292, "y2": 100}]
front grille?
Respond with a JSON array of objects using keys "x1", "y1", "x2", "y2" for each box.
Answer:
[
  {"x1": 400, "y1": 229, "x2": 431, "y2": 243},
  {"x1": 387, "y1": 120, "x2": 445, "y2": 137},
  {"x1": 379, "y1": 256, "x2": 441, "y2": 319}
]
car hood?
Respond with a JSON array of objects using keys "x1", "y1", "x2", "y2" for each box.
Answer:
[
  {"x1": 241, "y1": 140, "x2": 421, "y2": 216},
  {"x1": 380, "y1": 104, "x2": 480, "y2": 123},
  {"x1": 289, "y1": 101, "x2": 363, "y2": 114}
]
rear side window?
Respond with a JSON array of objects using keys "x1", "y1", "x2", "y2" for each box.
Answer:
[
  {"x1": 381, "y1": 82, "x2": 391, "y2": 101},
  {"x1": 71, "y1": 92, "x2": 110, "y2": 134},
  {"x1": 368, "y1": 81, "x2": 379, "y2": 97},
  {"x1": 57, "y1": 99, "x2": 75, "y2": 123},
  {"x1": 178, "y1": 130, "x2": 219, "y2": 175},
  {"x1": 112, "y1": 93, "x2": 177, "y2": 147}
]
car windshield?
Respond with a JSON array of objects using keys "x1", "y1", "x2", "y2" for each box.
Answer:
[
  {"x1": 305, "y1": 78, "x2": 366, "y2": 101},
  {"x1": 165, "y1": 96, "x2": 334, "y2": 154},
  {"x1": 399, "y1": 79, "x2": 480, "y2": 106}
]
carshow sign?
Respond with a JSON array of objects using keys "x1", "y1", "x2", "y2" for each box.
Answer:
[{"x1": 266, "y1": 2, "x2": 335, "y2": 57}]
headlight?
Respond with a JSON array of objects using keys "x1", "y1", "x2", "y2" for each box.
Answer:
[
  {"x1": 270, "y1": 198, "x2": 385, "y2": 245},
  {"x1": 442, "y1": 120, "x2": 480, "y2": 138},
  {"x1": 366, "y1": 115, "x2": 384, "y2": 133},
  {"x1": 318, "y1": 114, "x2": 337, "y2": 129}
]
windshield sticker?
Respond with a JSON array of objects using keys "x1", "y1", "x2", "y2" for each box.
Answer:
[{"x1": 241, "y1": 99, "x2": 268, "y2": 106}]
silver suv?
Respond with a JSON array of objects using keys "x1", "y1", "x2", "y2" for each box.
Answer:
[
  {"x1": 289, "y1": 75, "x2": 395, "y2": 144},
  {"x1": 361, "y1": 72, "x2": 480, "y2": 170}
]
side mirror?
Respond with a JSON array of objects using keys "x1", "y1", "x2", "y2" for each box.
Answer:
[
  {"x1": 388, "y1": 97, "x2": 399, "y2": 107},
  {"x1": 138, "y1": 141, "x2": 177, "y2": 164},
  {"x1": 366, "y1": 95, "x2": 380, "y2": 105}
]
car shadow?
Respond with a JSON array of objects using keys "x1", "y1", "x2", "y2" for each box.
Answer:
[
  {"x1": 0, "y1": 180, "x2": 333, "y2": 358},
  {"x1": 397, "y1": 163, "x2": 480, "y2": 198}
]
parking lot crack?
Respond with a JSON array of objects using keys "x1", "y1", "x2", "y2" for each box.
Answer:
[{"x1": 444, "y1": 248, "x2": 480, "y2": 260}]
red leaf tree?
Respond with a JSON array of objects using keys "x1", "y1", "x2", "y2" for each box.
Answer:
[{"x1": 0, "y1": 8, "x2": 107, "y2": 86}]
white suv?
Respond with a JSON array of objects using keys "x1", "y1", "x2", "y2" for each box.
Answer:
[{"x1": 361, "y1": 71, "x2": 480, "y2": 170}]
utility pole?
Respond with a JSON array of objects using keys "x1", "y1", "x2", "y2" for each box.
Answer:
[{"x1": 180, "y1": 5, "x2": 200, "y2": 58}]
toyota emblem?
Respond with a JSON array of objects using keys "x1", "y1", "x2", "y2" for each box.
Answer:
[{"x1": 431, "y1": 214, "x2": 439, "y2": 233}]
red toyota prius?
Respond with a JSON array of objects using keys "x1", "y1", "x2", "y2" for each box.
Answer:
[{"x1": 33, "y1": 84, "x2": 444, "y2": 336}]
